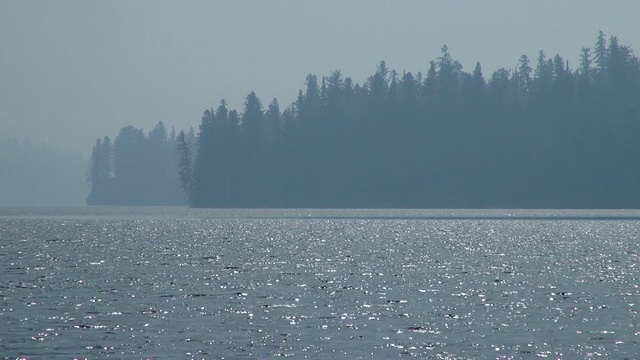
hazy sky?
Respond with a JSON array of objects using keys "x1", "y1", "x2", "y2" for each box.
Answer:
[{"x1": 2, "y1": 1, "x2": 640, "y2": 154}]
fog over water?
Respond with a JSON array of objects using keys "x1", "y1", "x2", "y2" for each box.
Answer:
[
  {"x1": 2, "y1": 1, "x2": 640, "y2": 154},
  {"x1": 4, "y1": 6, "x2": 640, "y2": 358},
  {"x1": 0, "y1": 137, "x2": 87, "y2": 206},
  {"x1": 2, "y1": 1, "x2": 640, "y2": 206}
]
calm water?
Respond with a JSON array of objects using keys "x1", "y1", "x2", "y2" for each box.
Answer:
[{"x1": 1, "y1": 207, "x2": 639, "y2": 359}]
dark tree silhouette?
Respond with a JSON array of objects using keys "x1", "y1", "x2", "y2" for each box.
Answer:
[
  {"x1": 177, "y1": 130, "x2": 193, "y2": 196},
  {"x1": 87, "y1": 122, "x2": 186, "y2": 205},
  {"x1": 91, "y1": 33, "x2": 640, "y2": 209}
]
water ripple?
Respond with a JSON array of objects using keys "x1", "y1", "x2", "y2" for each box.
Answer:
[{"x1": 0, "y1": 211, "x2": 639, "y2": 358}]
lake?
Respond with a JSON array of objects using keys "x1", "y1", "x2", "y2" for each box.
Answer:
[{"x1": 1, "y1": 207, "x2": 638, "y2": 359}]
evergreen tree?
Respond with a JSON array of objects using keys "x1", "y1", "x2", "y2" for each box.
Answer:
[
  {"x1": 579, "y1": 47, "x2": 592, "y2": 78},
  {"x1": 594, "y1": 30, "x2": 607, "y2": 73},
  {"x1": 177, "y1": 130, "x2": 192, "y2": 195},
  {"x1": 518, "y1": 55, "x2": 532, "y2": 93},
  {"x1": 91, "y1": 32, "x2": 640, "y2": 209}
]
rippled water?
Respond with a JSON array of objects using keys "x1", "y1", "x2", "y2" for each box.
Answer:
[{"x1": 1, "y1": 207, "x2": 639, "y2": 359}]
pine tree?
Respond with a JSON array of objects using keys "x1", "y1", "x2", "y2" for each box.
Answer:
[
  {"x1": 594, "y1": 31, "x2": 607, "y2": 73},
  {"x1": 177, "y1": 130, "x2": 192, "y2": 196},
  {"x1": 518, "y1": 55, "x2": 532, "y2": 93}
]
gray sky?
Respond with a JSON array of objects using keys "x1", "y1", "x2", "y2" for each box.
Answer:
[{"x1": 2, "y1": 0, "x2": 640, "y2": 154}]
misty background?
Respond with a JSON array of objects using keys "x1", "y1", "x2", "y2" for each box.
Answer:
[{"x1": 2, "y1": 1, "x2": 640, "y2": 206}]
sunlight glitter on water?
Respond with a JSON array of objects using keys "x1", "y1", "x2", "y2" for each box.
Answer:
[{"x1": 1, "y1": 208, "x2": 639, "y2": 358}]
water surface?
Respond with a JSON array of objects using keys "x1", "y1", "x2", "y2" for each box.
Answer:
[{"x1": 1, "y1": 207, "x2": 638, "y2": 358}]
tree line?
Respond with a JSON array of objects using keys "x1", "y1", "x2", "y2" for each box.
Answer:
[
  {"x1": 90, "y1": 32, "x2": 640, "y2": 208},
  {"x1": 87, "y1": 122, "x2": 193, "y2": 205}
]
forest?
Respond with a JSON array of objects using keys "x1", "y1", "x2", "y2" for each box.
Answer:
[
  {"x1": 88, "y1": 32, "x2": 640, "y2": 208},
  {"x1": 86, "y1": 122, "x2": 192, "y2": 205}
]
